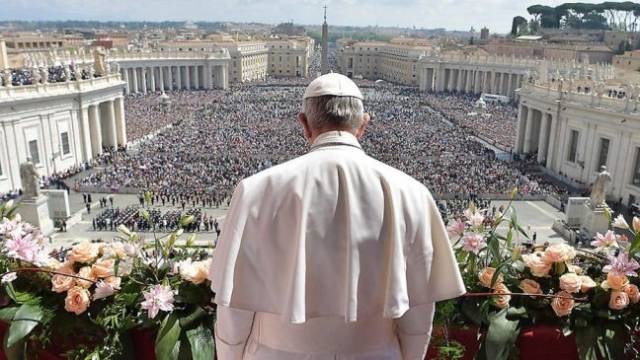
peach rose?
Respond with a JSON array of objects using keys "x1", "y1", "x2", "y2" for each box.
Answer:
[
  {"x1": 478, "y1": 267, "x2": 503, "y2": 289},
  {"x1": 609, "y1": 291, "x2": 630, "y2": 311},
  {"x1": 64, "y1": 286, "x2": 91, "y2": 315},
  {"x1": 492, "y1": 283, "x2": 511, "y2": 309},
  {"x1": 551, "y1": 291, "x2": 574, "y2": 317},
  {"x1": 559, "y1": 273, "x2": 583, "y2": 294},
  {"x1": 580, "y1": 276, "x2": 597, "y2": 293},
  {"x1": 604, "y1": 273, "x2": 629, "y2": 291},
  {"x1": 68, "y1": 241, "x2": 99, "y2": 264},
  {"x1": 76, "y1": 266, "x2": 96, "y2": 288},
  {"x1": 519, "y1": 279, "x2": 543, "y2": 297},
  {"x1": 179, "y1": 259, "x2": 210, "y2": 285},
  {"x1": 542, "y1": 244, "x2": 576, "y2": 264},
  {"x1": 91, "y1": 259, "x2": 115, "y2": 278},
  {"x1": 102, "y1": 242, "x2": 128, "y2": 260},
  {"x1": 624, "y1": 284, "x2": 640, "y2": 304},
  {"x1": 51, "y1": 274, "x2": 75, "y2": 293},
  {"x1": 522, "y1": 253, "x2": 552, "y2": 277}
]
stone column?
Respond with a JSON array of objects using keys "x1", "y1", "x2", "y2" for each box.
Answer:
[
  {"x1": 131, "y1": 68, "x2": 139, "y2": 93},
  {"x1": 464, "y1": 70, "x2": 471, "y2": 92},
  {"x1": 205, "y1": 65, "x2": 212, "y2": 89},
  {"x1": 194, "y1": 65, "x2": 200, "y2": 90},
  {"x1": 185, "y1": 66, "x2": 191, "y2": 90},
  {"x1": 79, "y1": 106, "x2": 93, "y2": 161},
  {"x1": 103, "y1": 100, "x2": 118, "y2": 148},
  {"x1": 141, "y1": 68, "x2": 148, "y2": 94},
  {"x1": 149, "y1": 67, "x2": 156, "y2": 92},
  {"x1": 547, "y1": 114, "x2": 558, "y2": 170},
  {"x1": 158, "y1": 66, "x2": 165, "y2": 92},
  {"x1": 221, "y1": 64, "x2": 229, "y2": 89},
  {"x1": 537, "y1": 113, "x2": 550, "y2": 163},
  {"x1": 122, "y1": 68, "x2": 130, "y2": 95},
  {"x1": 114, "y1": 97, "x2": 127, "y2": 146},
  {"x1": 177, "y1": 66, "x2": 183, "y2": 89},
  {"x1": 168, "y1": 67, "x2": 174, "y2": 91},
  {"x1": 523, "y1": 107, "x2": 535, "y2": 153},
  {"x1": 89, "y1": 105, "x2": 103, "y2": 157},
  {"x1": 507, "y1": 74, "x2": 513, "y2": 98}
]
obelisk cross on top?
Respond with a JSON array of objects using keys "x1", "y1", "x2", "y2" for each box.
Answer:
[{"x1": 321, "y1": 4, "x2": 329, "y2": 74}]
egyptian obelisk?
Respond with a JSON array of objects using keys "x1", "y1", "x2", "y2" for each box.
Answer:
[{"x1": 321, "y1": 5, "x2": 329, "y2": 74}]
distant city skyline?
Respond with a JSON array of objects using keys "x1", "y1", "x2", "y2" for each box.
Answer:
[{"x1": 1, "y1": 0, "x2": 607, "y2": 33}]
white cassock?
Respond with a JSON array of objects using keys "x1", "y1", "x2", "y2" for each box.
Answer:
[{"x1": 210, "y1": 130, "x2": 466, "y2": 359}]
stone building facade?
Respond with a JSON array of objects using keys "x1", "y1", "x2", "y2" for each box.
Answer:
[
  {"x1": 337, "y1": 40, "x2": 428, "y2": 86},
  {"x1": 0, "y1": 72, "x2": 126, "y2": 193},
  {"x1": 516, "y1": 83, "x2": 640, "y2": 206}
]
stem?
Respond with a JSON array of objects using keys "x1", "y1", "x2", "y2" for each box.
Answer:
[
  {"x1": 463, "y1": 291, "x2": 587, "y2": 302},
  {"x1": 1, "y1": 268, "x2": 98, "y2": 284}
]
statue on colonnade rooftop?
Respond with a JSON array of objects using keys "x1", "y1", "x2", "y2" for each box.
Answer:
[{"x1": 589, "y1": 166, "x2": 611, "y2": 209}]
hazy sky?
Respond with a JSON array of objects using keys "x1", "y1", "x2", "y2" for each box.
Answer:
[{"x1": 0, "y1": 0, "x2": 606, "y2": 32}]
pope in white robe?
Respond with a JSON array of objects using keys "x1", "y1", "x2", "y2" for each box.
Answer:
[{"x1": 210, "y1": 73, "x2": 466, "y2": 359}]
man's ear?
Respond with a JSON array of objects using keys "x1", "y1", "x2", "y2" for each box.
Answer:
[
  {"x1": 355, "y1": 113, "x2": 370, "y2": 140},
  {"x1": 298, "y1": 113, "x2": 312, "y2": 141}
]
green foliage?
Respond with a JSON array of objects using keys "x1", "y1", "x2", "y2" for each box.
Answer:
[
  {"x1": 479, "y1": 309, "x2": 520, "y2": 360},
  {"x1": 524, "y1": 2, "x2": 640, "y2": 30},
  {"x1": 155, "y1": 313, "x2": 182, "y2": 360},
  {"x1": 185, "y1": 324, "x2": 215, "y2": 360},
  {"x1": 6, "y1": 303, "x2": 44, "y2": 348}
]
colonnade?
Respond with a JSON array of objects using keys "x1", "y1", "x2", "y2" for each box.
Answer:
[
  {"x1": 79, "y1": 97, "x2": 126, "y2": 161},
  {"x1": 120, "y1": 64, "x2": 228, "y2": 95},
  {"x1": 421, "y1": 66, "x2": 525, "y2": 98},
  {"x1": 515, "y1": 104, "x2": 559, "y2": 170}
]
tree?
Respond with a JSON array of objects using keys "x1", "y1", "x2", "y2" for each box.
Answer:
[
  {"x1": 528, "y1": 5, "x2": 558, "y2": 28},
  {"x1": 511, "y1": 16, "x2": 528, "y2": 36}
]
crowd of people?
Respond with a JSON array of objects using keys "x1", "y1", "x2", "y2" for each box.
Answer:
[
  {"x1": 75, "y1": 83, "x2": 572, "y2": 209},
  {"x1": 422, "y1": 92, "x2": 518, "y2": 150},
  {"x1": 2, "y1": 64, "x2": 98, "y2": 87},
  {"x1": 92, "y1": 205, "x2": 220, "y2": 234}
]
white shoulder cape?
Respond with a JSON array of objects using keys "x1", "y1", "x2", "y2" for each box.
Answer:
[{"x1": 210, "y1": 137, "x2": 465, "y2": 324}]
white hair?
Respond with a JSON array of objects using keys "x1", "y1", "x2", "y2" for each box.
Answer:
[{"x1": 303, "y1": 95, "x2": 364, "y2": 130}]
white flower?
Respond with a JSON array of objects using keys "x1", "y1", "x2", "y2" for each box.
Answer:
[
  {"x1": 141, "y1": 284, "x2": 175, "y2": 319},
  {"x1": 93, "y1": 280, "x2": 119, "y2": 300},
  {"x1": 612, "y1": 215, "x2": 629, "y2": 230},
  {"x1": 1, "y1": 272, "x2": 17, "y2": 284}
]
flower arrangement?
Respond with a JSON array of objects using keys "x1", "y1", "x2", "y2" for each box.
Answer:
[
  {"x1": 0, "y1": 197, "x2": 216, "y2": 360},
  {"x1": 435, "y1": 195, "x2": 640, "y2": 360}
]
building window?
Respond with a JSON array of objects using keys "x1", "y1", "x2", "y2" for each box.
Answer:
[
  {"x1": 28, "y1": 140, "x2": 40, "y2": 164},
  {"x1": 61, "y1": 132, "x2": 71, "y2": 155},
  {"x1": 631, "y1": 148, "x2": 640, "y2": 186},
  {"x1": 567, "y1": 130, "x2": 579, "y2": 163},
  {"x1": 597, "y1": 138, "x2": 610, "y2": 169}
]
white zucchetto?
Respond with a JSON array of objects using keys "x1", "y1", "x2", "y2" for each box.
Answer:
[{"x1": 303, "y1": 73, "x2": 364, "y2": 100}]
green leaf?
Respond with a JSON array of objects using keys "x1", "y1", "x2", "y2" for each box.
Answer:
[
  {"x1": 185, "y1": 323, "x2": 214, "y2": 360},
  {"x1": 179, "y1": 215, "x2": 194, "y2": 227},
  {"x1": 155, "y1": 313, "x2": 182, "y2": 360},
  {"x1": 629, "y1": 233, "x2": 640, "y2": 256},
  {"x1": 575, "y1": 325, "x2": 603, "y2": 360},
  {"x1": 164, "y1": 232, "x2": 178, "y2": 257},
  {"x1": 6, "y1": 303, "x2": 43, "y2": 348},
  {"x1": 141, "y1": 211, "x2": 151, "y2": 223},
  {"x1": 0, "y1": 307, "x2": 18, "y2": 322},
  {"x1": 483, "y1": 309, "x2": 519, "y2": 360},
  {"x1": 144, "y1": 191, "x2": 153, "y2": 206},
  {"x1": 179, "y1": 307, "x2": 207, "y2": 328},
  {"x1": 460, "y1": 298, "x2": 483, "y2": 326},
  {"x1": 601, "y1": 322, "x2": 628, "y2": 360}
]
